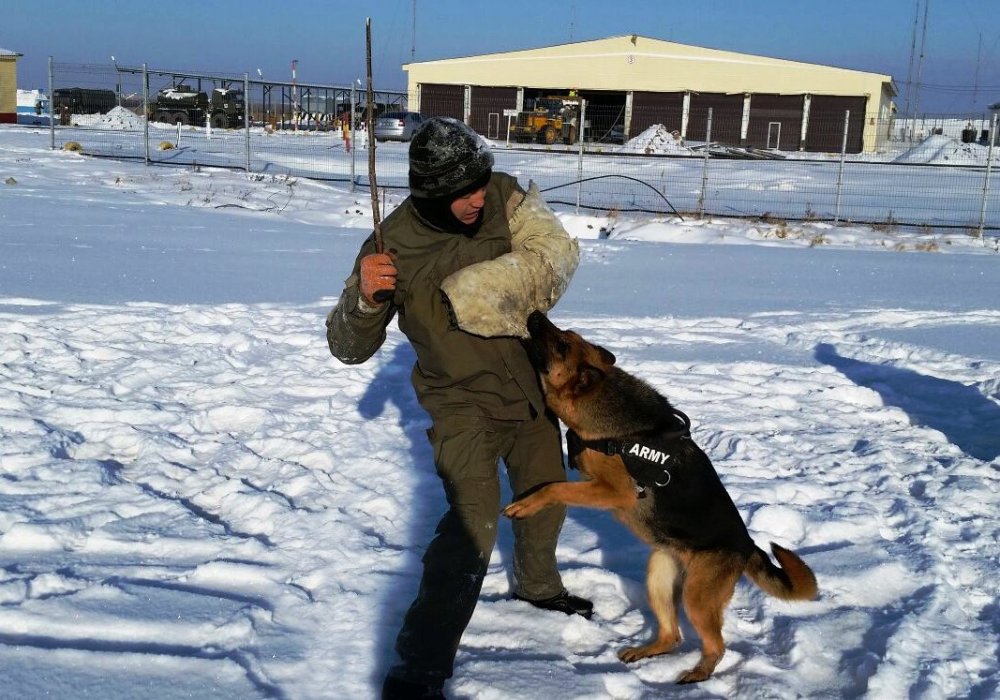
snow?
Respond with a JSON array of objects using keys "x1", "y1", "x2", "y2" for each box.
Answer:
[
  {"x1": 1, "y1": 124, "x2": 998, "y2": 699},
  {"x1": 71, "y1": 105, "x2": 147, "y2": 130},
  {"x1": 15, "y1": 90, "x2": 51, "y2": 127},
  {"x1": 16, "y1": 89, "x2": 49, "y2": 110},
  {"x1": 622, "y1": 121, "x2": 1000, "y2": 167},
  {"x1": 892, "y1": 133, "x2": 997, "y2": 165},
  {"x1": 620, "y1": 124, "x2": 693, "y2": 156}
]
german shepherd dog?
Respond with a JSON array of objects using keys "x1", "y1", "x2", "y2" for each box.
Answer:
[{"x1": 503, "y1": 311, "x2": 818, "y2": 684}]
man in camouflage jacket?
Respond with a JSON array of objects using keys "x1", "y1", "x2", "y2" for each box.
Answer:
[{"x1": 326, "y1": 118, "x2": 586, "y2": 700}]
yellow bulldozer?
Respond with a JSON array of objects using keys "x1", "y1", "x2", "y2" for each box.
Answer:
[{"x1": 510, "y1": 95, "x2": 581, "y2": 145}]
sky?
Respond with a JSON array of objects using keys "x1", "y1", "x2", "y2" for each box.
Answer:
[
  {"x1": 4, "y1": 1, "x2": 1000, "y2": 111},
  {"x1": 0, "y1": 123, "x2": 998, "y2": 699}
]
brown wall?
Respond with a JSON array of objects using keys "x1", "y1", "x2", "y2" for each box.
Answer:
[
  {"x1": 419, "y1": 83, "x2": 464, "y2": 120},
  {"x1": 747, "y1": 94, "x2": 804, "y2": 150},
  {"x1": 688, "y1": 93, "x2": 744, "y2": 144},
  {"x1": 469, "y1": 86, "x2": 517, "y2": 138},
  {"x1": 631, "y1": 91, "x2": 684, "y2": 137},
  {"x1": 805, "y1": 95, "x2": 867, "y2": 153}
]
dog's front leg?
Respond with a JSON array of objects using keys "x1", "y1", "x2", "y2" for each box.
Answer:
[{"x1": 503, "y1": 480, "x2": 636, "y2": 519}]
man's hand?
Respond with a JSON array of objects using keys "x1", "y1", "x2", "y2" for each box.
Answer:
[{"x1": 359, "y1": 252, "x2": 397, "y2": 306}]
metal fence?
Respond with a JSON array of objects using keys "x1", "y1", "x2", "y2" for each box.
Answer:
[{"x1": 44, "y1": 60, "x2": 1000, "y2": 236}]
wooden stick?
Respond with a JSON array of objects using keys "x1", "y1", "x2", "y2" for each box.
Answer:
[{"x1": 365, "y1": 17, "x2": 383, "y2": 254}]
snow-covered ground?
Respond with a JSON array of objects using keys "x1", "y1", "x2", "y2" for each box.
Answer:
[
  {"x1": 1, "y1": 125, "x2": 998, "y2": 699},
  {"x1": 621, "y1": 123, "x2": 1000, "y2": 166}
]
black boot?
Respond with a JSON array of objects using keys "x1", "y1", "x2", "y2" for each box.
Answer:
[
  {"x1": 382, "y1": 674, "x2": 446, "y2": 700},
  {"x1": 514, "y1": 589, "x2": 594, "y2": 619}
]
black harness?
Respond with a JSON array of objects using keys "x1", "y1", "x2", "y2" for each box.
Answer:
[{"x1": 566, "y1": 410, "x2": 692, "y2": 495}]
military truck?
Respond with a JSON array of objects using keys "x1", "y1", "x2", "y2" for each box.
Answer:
[
  {"x1": 150, "y1": 84, "x2": 245, "y2": 128},
  {"x1": 510, "y1": 95, "x2": 581, "y2": 145},
  {"x1": 52, "y1": 87, "x2": 117, "y2": 115}
]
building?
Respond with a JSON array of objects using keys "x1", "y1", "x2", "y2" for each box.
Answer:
[
  {"x1": 17, "y1": 89, "x2": 50, "y2": 125},
  {"x1": 0, "y1": 48, "x2": 23, "y2": 124},
  {"x1": 403, "y1": 35, "x2": 895, "y2": 153}
]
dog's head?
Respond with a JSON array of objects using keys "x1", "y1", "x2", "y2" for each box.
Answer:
[{"x1": 526, "y1": 311, "x2": 616, "y2": 414}]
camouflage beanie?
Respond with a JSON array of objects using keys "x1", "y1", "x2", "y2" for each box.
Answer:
[{"x1": 408, "y1": 117, "x2": 494, "y2": 199}]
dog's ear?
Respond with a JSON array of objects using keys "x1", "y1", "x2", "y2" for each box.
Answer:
[
  {"x1": 595, "y1": 344, "x2": 616, "y2": 367},
  {"x1": 572, "y1": 363, "x2": 605, "y2": 395}
]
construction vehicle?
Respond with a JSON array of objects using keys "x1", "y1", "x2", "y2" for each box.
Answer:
[
  {"x1": 150, "y1": 84, "x2": 245, "y2": 128},
  {"x1": 510, "y1": 95, "x2": 581, "y2": 145}
]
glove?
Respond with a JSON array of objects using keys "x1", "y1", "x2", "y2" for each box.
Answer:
[{"x1": 359, "y1": 252, "x2": 397, "y2": 306}]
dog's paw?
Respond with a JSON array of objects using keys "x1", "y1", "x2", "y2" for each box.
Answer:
[
  {"x1": 675, "y1": 653, "x2": 720, "y2": 684},
  {"x1": 618, "y1": 647, "x2": 645, "y2": 664},
  {"x1": 618, "y1": 638, "x2": 681, "y2": 664},
  {"x1": 676, "y1": 668, "x2": 711, "y2": 684},
  {"x1": 503, "y1": 499, "x2": 543, "y2": 519}
]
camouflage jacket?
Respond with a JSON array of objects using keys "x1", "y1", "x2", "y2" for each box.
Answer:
[{"x1": 326, "y1": 172, "x2": 554, "y2": 421}]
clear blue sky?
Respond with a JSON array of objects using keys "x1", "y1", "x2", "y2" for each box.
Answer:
[{"x1": 5, "y1": 0, "x2": 999, "y2": 114}]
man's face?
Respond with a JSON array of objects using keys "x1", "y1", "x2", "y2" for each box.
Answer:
[{"x1": 450, "y1": 187, "x2": 487, "y2": 225}]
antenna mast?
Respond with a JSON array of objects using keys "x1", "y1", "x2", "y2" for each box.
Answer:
[
  {"x1": 913, "y1": 0, "x2": 930, "y2": 119},
  {"x1": 903, "y1": 0, "x2": 920, "y2": 121},
  {"x1": 973, "y1": 32, "x2": 982, "y2": 108}
]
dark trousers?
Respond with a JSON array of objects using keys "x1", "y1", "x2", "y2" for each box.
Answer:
[{"x1": 392, "y1": 410, "x2": 567, "y2": 683}]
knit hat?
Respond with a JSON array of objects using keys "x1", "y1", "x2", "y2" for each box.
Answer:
[{"x1": 408, "y1": 117, "x2": 494, "y2": 199}]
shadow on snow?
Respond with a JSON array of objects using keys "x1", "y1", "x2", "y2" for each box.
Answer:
[{"x1": 814, "y1": 343, "x2": 1000, "y2": 462}]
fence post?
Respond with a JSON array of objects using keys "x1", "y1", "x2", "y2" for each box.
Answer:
[
  {"x1": 576, "y1": 98, "x2": 586, "y2": 214},
  {"x1": 834, "y1": 110, "x2": 850, "y2": 223},
  {"x1": 349, "y1": 83, "x2": 357, "y2": 192},
  {"x1": 48, "y1": 56, "x2": 55, "y2": 150},
  {"x1": 977, "y1": 113, "x2": 998, "y2": 240},
  {"x1": 142, "y1": 63, "x2": 149, "y2": 166},
  {"x1": 698, "y1": 107, "x2": 712, "y2": 217},
  {"x1": 244, "y1": 73, "x2": 251, "y2": 175}
]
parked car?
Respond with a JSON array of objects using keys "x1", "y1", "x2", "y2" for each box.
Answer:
[{"x1": 374, "y1": 111, "x2": 423, "y2": 141}]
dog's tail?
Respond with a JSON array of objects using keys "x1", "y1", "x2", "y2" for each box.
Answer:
[{"x1": 744, "y1": 543, "x2": 818, "y2": 601}]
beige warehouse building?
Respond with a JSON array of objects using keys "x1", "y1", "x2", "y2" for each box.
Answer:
[{"x1": 403, "y1": 35, "x2": 895, "y2": 153}]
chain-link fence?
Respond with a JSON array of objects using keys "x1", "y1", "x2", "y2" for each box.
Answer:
[
  {"x1": 45, "y1": 60, "x2": 1000, "y2": 236},
  {"x1": 47, "y1": 60, "x2": 410, "y2": 184}
]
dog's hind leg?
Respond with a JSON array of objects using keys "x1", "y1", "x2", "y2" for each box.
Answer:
[
  {"x1": 618, "y1": 548, "x2": 683, "y2": 663},
  {"x1": 676, "y1": 554, "x2": 742, "y2": 683}
]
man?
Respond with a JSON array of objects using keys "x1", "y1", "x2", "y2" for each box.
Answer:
[
  {"x1": 342, "y1": 112, "x2": 352, "y2": 153},
  {"x1": 326, "y1": 117, "x2": 590, "y2": 700}
]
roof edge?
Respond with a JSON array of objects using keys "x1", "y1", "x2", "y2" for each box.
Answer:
[{"x1": 403, "y1": 34, "x2": 891, "y2": 82}]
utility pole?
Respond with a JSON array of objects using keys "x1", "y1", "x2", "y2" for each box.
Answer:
[{"x1": 411, "y1": 0, "x2": 417, "y2": 62}]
